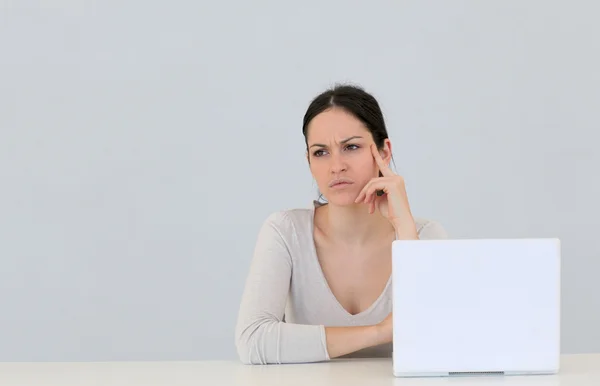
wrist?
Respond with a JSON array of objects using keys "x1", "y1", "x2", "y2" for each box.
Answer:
[
  {"x1": 392, "y1": 219, "x2": 418, "y2": 240},
  {"x1": 370, "y1": 324, "x2": 384, "y2": 346},
  {"x1": 371, "y1": 323, "x2": 391, "y2": 346}
]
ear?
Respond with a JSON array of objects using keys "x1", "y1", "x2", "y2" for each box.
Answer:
[{"x1": 380, "y1": 139, "x2": 393, "y2": 166}]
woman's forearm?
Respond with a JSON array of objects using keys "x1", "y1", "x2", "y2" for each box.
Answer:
[{"x1": 324, "y1": 324, "x2": 387, "y2": 358}]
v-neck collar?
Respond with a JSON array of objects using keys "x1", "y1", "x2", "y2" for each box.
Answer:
[{"x1": 306, "y1": 200, "x2": 393, "y2": 319}]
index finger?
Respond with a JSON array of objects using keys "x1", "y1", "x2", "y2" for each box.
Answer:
[{"x1": 371, "y1": 144, "x2": 394, "y2": 177}]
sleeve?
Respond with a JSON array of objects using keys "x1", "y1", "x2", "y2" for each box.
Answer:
[
  {"x1": 234, "y1": 212, "x2": 330, "y2": 365},
  {"x1": 417, "y1": 220, "x2": 449, "y2": 240}
]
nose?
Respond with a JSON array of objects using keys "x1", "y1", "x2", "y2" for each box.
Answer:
[{"x1": 329, "y1": 151, "x2": 347, "y2": 174}]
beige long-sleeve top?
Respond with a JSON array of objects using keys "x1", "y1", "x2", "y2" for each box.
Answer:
[{"x1": 235, "y1": 201, "x2": 448, "y2": 365}]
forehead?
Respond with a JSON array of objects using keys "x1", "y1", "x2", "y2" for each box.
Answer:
[{"x1": 306, "y1": 108, "x2": 369, "y2": 143}]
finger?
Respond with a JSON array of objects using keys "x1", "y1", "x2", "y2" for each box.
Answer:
[
  {"x1": 369, "y1": 198, "x2": 375, "y2": 214},
  {"x1": 355, "y1": 187, "x2": 366, "y2": 203},
  {"x1": 356, "y1": 177, "x2": 387, "y2": 203},
  {"x1": 366, "y1": 189, "x2": 383, "y2": 205},
  {"x1": 374, "y1": 194, "x2": 386, "y2": 215},
  {"x1": 355, "y1": 179, "x2": 376, "y2": 203},
  {"x1": 371, "y1": 144, "x2": 394, "y2": 177},
  {"x1": 356, "y1": 177, "x2": 394, "y2": 204},
  {"x1": 364, "y1": 182, "x2": 387, "y2": 205},
  {"x1": 360, "y1": 180, "x2": 379, "y2": 204},
  {"x1": 363, "y1": 180, "x2": 390, "y2": 204}
]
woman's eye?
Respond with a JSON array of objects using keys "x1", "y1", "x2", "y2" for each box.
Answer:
[{"x1": 313, "y1": 145, "x2": 358, "y2": 157}]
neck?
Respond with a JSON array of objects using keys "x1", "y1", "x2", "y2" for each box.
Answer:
[{"x1": 316, "y1": 202, "x2": 395, "y2": 245}]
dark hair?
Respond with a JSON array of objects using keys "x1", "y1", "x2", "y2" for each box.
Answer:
[
  {"x1": 302, "y1": 84, "x2": 394, "y2": 202},
  {"x1": 302, "y1": 84, "x2": 390, "y2": 151}
]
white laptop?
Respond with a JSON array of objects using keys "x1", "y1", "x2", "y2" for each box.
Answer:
[{"x1": 391, "y1": 238, "x2": 561, "y2": 377}]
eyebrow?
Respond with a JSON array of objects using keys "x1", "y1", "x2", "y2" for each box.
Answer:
[{"x1": 309, "y1": 136, "x2": 363, "y2": 149}]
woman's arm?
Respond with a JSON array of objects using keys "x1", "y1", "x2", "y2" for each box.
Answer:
[
  {"x1": 235, "y1": 212, "x2": 330, "y2": 364},
  {"x1": 324, "y1": 320, "x2": 391, "y2": 359},
  {"x1": 236, "y1": 212, "x2": 395, "y2": 364}
]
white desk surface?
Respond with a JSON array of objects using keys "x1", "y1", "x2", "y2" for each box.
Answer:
[{"x1": 0, "y1": 354, "x2": 598, "y2": 386}]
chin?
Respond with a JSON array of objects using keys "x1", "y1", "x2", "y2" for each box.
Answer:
[{"x1": 322, "y1": 191, "x2": 359, "y2": 206}]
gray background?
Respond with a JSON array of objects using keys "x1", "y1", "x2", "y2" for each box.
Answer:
[{"x1": 1, "y1": 0, "x2": 598, "y2": 361}]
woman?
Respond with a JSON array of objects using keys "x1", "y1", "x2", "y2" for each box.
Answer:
[{"x1": 235, "y1": 84, "x2": 448, "y2": 365}]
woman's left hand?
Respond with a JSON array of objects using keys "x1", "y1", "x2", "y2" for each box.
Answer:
[{"x1": 354, "y1": 144, "x2": 418, "y2": 238}]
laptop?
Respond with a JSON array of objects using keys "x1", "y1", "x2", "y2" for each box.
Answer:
[{"x1": 391, "y1": 238, "x2": 561, "y2": 377}]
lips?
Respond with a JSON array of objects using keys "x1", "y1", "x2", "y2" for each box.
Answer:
[{"x1": 328, "y1": 178, "x2": 354, "y2": 188}]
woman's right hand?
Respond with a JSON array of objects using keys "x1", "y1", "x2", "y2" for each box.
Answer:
[{"x1": 376, "y1": 312, "x2": 393, "y2": 345}]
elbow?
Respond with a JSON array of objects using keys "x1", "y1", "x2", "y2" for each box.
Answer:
[
  {"x1": 235, "y1": 328, "x2": 253, "y2": 365},
  {"x1": 235, "y1": 337, "x2": 254, "y2": 365},
  {"x1": 236, "y1": 348, "x2": 253, "y2": 366},
  {"x1": 235, "y1": 320, "x2": 270, "y2": 365},
  {"x1": 235, "y1": 318, "x2": 283, "y2": 365}
]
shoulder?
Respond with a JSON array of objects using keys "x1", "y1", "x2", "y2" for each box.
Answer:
[
  {"x1": 414, "y1": 217, "x2": 449, "y2": 240},
  {"x1": 259, "y1": 207, "x2": 313, "y2": 239}
]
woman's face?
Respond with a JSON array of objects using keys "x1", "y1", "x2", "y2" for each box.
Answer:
[{"x1": 306, "y1": 107, "x2": 392, "y2": 206}]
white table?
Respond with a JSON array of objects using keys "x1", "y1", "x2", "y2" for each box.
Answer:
[{"x1": 0, "y1": 354, "x2": 598, "y2": 386}]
